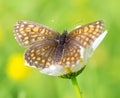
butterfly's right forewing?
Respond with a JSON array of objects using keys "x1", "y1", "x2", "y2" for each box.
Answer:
[{"x1": 14, "y1": 20, "x2": 59, "y2": 46}]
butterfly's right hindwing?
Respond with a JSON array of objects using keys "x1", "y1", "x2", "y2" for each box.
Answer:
[{"x1": 25, "y1": 40, "x2": 58, "y2": 68}]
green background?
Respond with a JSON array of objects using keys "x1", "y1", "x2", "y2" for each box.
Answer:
[{"x1": 0, "y1": 0, "x2": 120, "y2": 98}]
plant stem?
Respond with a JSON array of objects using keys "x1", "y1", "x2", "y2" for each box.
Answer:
[{"x1": 71, "y1": 77, "x2": 82, "y2": 98}]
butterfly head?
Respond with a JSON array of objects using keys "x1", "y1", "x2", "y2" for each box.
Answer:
[{"x1": 59, "y1": 30, "x2": 68, "y2": 45}]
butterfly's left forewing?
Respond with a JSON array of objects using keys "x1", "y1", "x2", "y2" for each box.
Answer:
[{"x1": 67, "y1": 20, "x2": 104, "y2": 48}]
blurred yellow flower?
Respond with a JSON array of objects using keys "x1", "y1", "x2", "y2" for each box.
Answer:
[{"x1": 6, "y1": 54, "x2": 31, "y2": 80}]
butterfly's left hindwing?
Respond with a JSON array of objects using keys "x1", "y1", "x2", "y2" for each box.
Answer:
[{"x1": 56, "y1": 42, "x2": 81, "y2": 66}]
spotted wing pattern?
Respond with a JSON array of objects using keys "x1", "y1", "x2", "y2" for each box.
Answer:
[
  {"x1": 57, "y1": 42, "x2": 81, "y2": 67},
  {"x1": 25, "y1": 40, "x2": 58, "y2": 68},
  {"x1": 67, "y1": 20, "x2": 104, "y2": 48},
  {"x1": 14, "y1": 20, "x2": 104, "y2": 69},
  {"x1": 14, "y1": 20, "x2": 59, "y2": 46},
  {"x1": 57, "y1": 20, "x2": 104, "y2": 67}
]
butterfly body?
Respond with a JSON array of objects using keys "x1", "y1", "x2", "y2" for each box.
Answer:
[
  {"x1": 53, "y1": 31, "x2": 67, "y2": 62},
  {"x1": 14, "y1": 20, "x2": 105, "y2": 74}
]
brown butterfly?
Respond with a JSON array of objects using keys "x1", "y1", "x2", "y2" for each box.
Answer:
[{"x1": 14, "y1": 20, "x2": 104, "y2": 69}]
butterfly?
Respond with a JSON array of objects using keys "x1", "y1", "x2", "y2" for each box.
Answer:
[{"x1": 14, "y1": 20, "x2": 104, "y2": 70}]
